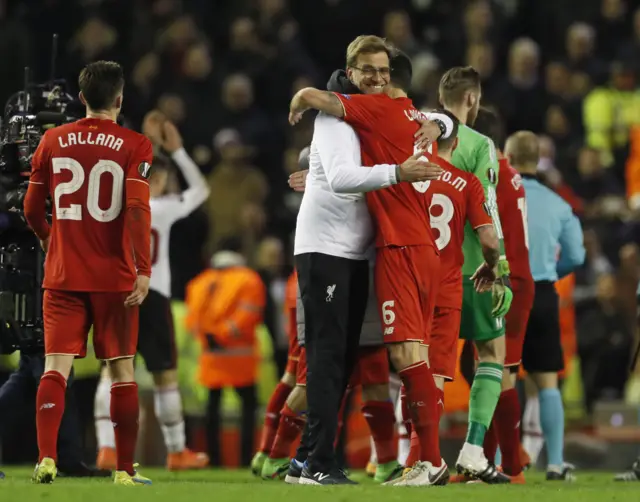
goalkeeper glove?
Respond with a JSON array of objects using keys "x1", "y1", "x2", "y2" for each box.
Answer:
[
  {"x1": 497, "y1": 257, "x2": 511, "y2": 278},
  {"x1": 491, "y1": 279, "x2": 513, "y2": 318}
]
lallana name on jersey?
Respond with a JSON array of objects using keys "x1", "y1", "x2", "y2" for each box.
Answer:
[{"x1": 58, "y1": 132, "x2": 124, "y2": 151}]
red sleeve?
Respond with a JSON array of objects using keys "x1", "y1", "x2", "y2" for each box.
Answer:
[
  {"x1": 468, "y1": 175, "x2": 493, "y2": 229},
  {"x1": 333, "y1": 93, "x2": 379, "y2": 130},
  {"x1": 125, "y1": 136, "x2": 153, "y2": 277},
  {"x1": 24, "y1": 133, "x2": 51, "y2": 240}
]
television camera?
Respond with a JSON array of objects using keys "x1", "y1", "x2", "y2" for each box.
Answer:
[{"x1": 0, "y1": 35, "x2": 80, "y2": 353}]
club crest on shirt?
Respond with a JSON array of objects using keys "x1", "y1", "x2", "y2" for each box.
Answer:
[
  {"x1": 511, "y1": 173, "x2": 523, "y2": 190},
  {"x1": 487, "y1": 168, "x2": 497, "y2": 185},
  {"x1": 138, "y1": 161, "x2": 152, "y2": 179}
]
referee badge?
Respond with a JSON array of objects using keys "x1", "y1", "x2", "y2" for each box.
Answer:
[
  {"x1": 488, "y1": 168, "x2": 497, "y2": 185},
  {"x1": 138, "y1": 161, "x2": 152, "y2": 179}
]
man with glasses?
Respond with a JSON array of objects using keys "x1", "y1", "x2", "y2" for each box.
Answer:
[{"x1": 288, "y1": 36, "x2": 453, "y2": 485}]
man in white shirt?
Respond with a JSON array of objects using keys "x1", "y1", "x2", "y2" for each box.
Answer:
[
  {"x1": 94, "y1": 116, "x2": 210, "y2": 471},
  {"x1": 291, "y1": 36, "x2": 453, "y2": 485}
]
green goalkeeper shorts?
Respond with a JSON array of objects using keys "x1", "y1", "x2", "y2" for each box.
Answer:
[{"x1": 459, "y1": 279, "x2": 505, "y2": 341}]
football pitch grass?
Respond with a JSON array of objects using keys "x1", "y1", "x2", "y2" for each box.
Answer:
[{"x1": 1, "y1": 468, "x2": 637, "y2": 502}]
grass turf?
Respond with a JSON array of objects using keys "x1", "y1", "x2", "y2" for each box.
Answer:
[{"x1": 1, "y1": 468, "x2": 636, "y2": 502}]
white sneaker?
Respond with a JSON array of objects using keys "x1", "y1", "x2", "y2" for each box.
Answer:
[
  {"x1": 456, "y1": 449, "x2": 510, "y2": 484},
  {"x1": 395, "y1": 460, "x2": 449, "y2": 486}
]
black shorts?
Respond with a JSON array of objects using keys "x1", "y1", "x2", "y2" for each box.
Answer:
[
  {"x1": 522, "y1": 281, "x2": 563, "y2": 373},
  {"x1": 138, "y1": 289, "x2": 177, "y2": 372}
]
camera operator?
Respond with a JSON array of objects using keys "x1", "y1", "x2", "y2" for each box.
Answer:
[{"x1": 0, "y1": 343, "x2": 110, "y2": 477}]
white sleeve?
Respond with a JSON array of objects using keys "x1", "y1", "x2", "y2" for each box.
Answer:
[
  {"x1": 169, "y1": 147, "x2": 211, "y2": 219},
  {"x1": 422, "y1": 111, "x2": 455, "y2": 139},
  {"x1": 313, "y1": 114, "x2": 397, "y2": 194}
]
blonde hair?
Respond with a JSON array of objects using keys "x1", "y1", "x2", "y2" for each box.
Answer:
[
  {"x1": 506, "y1": 131, "x2": 540, "y2": 166},
  {"x1": 346, "y1": 35, "x2": 390, "y2": 68}
]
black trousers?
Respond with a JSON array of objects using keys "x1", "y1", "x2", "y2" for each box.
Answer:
[
  {"x1": 205, "y1": 385, "x2": 257, "y2": 467},
  {"x1": 0, "y1": 352, "x2": 83, "y2": 467},
  {"x1": 294, "y1": 252, "x2": 369, "y2": 473}
]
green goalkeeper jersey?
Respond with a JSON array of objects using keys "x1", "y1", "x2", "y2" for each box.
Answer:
[{"x1": 451, "y1": 124, "x2": 506, "y2": 276}]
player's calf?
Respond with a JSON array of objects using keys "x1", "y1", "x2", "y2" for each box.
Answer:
[
  {"x1": 35, "y1": 354, "x2": 75, "y2": 475},
  {"x1": 262, "y1": 385, "x2": 307, "y2": 479},
  {"x1": 388, "y1": 342, "x2": 442, "y2": 469},
  {"x1": 108, "y1": 357, "x2": 139, "y2": 476}
]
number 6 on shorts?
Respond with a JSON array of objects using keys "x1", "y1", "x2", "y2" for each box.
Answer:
[{"x1": 382, "y1": 300, "x2": 395, "y2": 325}]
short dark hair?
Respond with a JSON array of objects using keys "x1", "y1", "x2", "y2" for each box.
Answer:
[
  {"x1": 434, "y1": 109, "x2": 460, "y2": 152},
  {"x1": 472, "y1": 106, "x2": 505, "y2": 149},
  {"x1": 389, "y1": 48, "x2": 413, "y2": 91},
  {"x1": 78, "y1": 61, "x2": 124, "y2": 111},
  {"x1": 439, "y1": 66, "x2": 481, "y2": 106},
  {"x1": 218, "y1": 236, "x2": 244, "y2": 253}
]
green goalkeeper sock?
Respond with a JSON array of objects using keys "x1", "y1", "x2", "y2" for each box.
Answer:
[{"x1": 465, "y1": 362, "x2": 503, "y2": 446}]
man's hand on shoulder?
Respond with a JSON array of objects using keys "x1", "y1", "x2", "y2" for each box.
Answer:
[
  {"x1": 289, "y1": 89, "x2": 311, "y2": 125},
  {"x1": 289, "y1": 170, "x2": 308, "y2": 191},
  {"x1": 125, "y1": 275, "x2": 150, "y2": 307},
  {"x1": 397, "y1": 152, "x2": 444, "y2": 183},
  {"x1": 414, "y1": 120, "x2": 443, "y2": 150},
  {"x1": 289, "y1": 88, "x2": 345, "y2": 125}
]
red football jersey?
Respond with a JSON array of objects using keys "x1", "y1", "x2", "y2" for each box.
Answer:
[
  {"x1": 27, "y1": 117, "x2": 152, "y2": 292},
  {"x1": 334, "y1": 93, "x2": 436, "y2": 249},
  {"x1": 430, "y1": 156, "x2": 493, "y2": 308},
  {"x1": 496, "y1": 158, "x2": 533, "y2": 283}
]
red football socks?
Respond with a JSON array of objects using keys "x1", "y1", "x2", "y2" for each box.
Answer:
[
  {"x1": 399, "y1": 362, "x2": 441, "y2": 466},
  {"x1": 361, "y1": 400, "x2": 397, "y2": 464},
  {"x1": 436, "y1": 387, "x2": 445, "y2": 424},
  {"x1": 494, "y1": 388, "x2": 523, "y2": 475},
  {"x1": 111, "y1": 382, "x2": 139, "y2": 476},
  {"x1": 400, "y1": 386, "x2": 413, "y2": 436},
  {"x1": 405, "y1": 430, "x2": 420, "y2": 467},
  {"x1": 258, "y1": 382, "x2": 292, "y2": 454},
  {"x1": 269, "y1": 404, "x2": 306, "y2": 459},
  {"x1": 36, "y1": 371, "x2": 67, "y2": 462},
  {"x1": 483, "y1": 421, "x2": 499, "y2": 463}
]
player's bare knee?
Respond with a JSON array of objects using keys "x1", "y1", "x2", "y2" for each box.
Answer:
[
  {"x1": 44, "y1": 355, "x2": 74, "y2": 380},
  {"x1": 501, "y1": 367, "x2": 517, "y2": 390},
  {"x1": 152, "y1": 369, "x2": 177, "y2": 388},
  {"x1": 362, "y1": 383, "x2": 389, "y2": 401},
  {"x1": 107, "y1": 357, "x2": 135, "y2": 383},
  {"x1": 475, "y1": 336, "x2": 505, "y2": 364},
  {"x1": 530, "y1": 371, "x2": 557, "y2": 390},
  {"x1": 281, "y1": 371, "x2": 296, "y2": 387},
  {"x1": 287, "y1": 385, "x2": 307, "y2": 412},
  {"x1": 388, "y1": 341, "x2": 421, "y2": 372}
]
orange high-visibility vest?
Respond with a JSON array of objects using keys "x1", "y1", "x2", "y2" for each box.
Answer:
[
  {"x1": 556, "y1": 273, "x2": 577, "y2": 378},
  {"x1": 626, "y1": 126, "x2": 640, "y2": 209},
  {"x1": 186, "y1": 266, "x2": 266, "y2": 389}
]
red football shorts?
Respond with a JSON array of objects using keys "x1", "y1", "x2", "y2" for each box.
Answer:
[
  {"x1": 296, "y1": 346, "x2": 307, "y2": 386},
  {"x1": 350, "y1": 346, "x2": 390, "y2": 387},
  {"x1": 43, "y1": 290, "x2": 138, "y2": 360},
  {"x1": 375, "y1": 245, "x2": 440, "y2": 345},
  {"x1": 504, "y1": 278, "x2": 535, "y2": 368},
  {"x1": 429, "y1": 306, "x2": 462, "y2": 380},
  {"x1": 285, "y1": 331, "x2": 301, "y2": 376}
]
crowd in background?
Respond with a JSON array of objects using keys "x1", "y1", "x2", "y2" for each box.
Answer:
[{"x1": 1, "y1": 0, "x2": 640, "y2": 464}]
